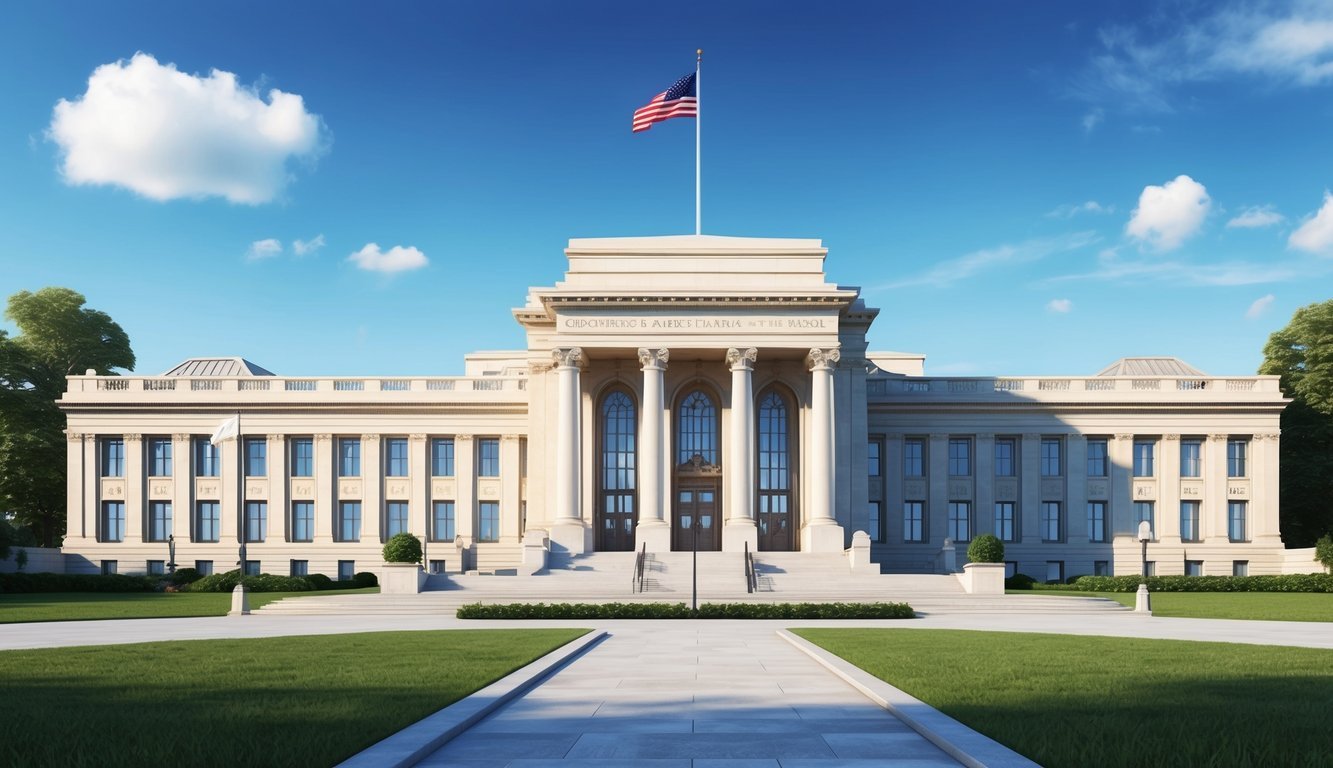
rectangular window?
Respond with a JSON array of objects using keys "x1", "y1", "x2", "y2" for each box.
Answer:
[
  {"x1": 903, "y1": 501, "x2": 925, "y2": 542},
  {"x1": 1180, "y1": 501, "x2": 1201, "y2": 542},
  {"x1": 195, "y1": 438, "x2": 220, "y2": 478},
  {"x1": 147, "y1": 560, "x2": 165, "y2": 576},
  {"x1": 429, "y1": 559, "x2": 446, "y2": 574},
  {"x1": 101, "y1": 501, "x2": 125, "y2": 542},
  {"x1": 244, "y1": 501, "x2": 267, "y2": 543},
  {"x1": 290, "y1": 438, "x2": 314, "y2": 477},
  {"x1": 243, "y1": 560, "x2": 261, "y2": 577},
  {"x1": 478, "y1": 438, "x2": 500, "y2": 477},
  {"x1": 1086, "y1": 439, "x2": 1109, "y2": 477},
  {"x1": 1040, "y1": 439, "x2": 1062, "y2": 477},
  {"x1": 147, "y1": 437, "x2": 172, "y2": 477},
  {"x1": 101, "y1": 560, "x2": 117, "y2": 575},
  {"x1": 1004, "y1": 561, "x2": 1018, "y2": 578},
  {"x1": 1133, "y1": 440, "x2": 1155, "y2": 477},
  {"x1": 147, "y1": 501, "x2": 172, "y2": 543},
  {"x1": 1233, "y1": 560, "x2": 1249, "y2": 577},
  {"x1": 100, "y1": 437, "x2": 125, "y2": 477},
  {"x1": 1041, "y1": 502, "x2": 1062, "y2": 542},
  {"x1": 948, "y1": 438, "x2": 971, "y2": 476},
  {"x1": 385, "y1": 438, "x2": 409, "y2": 477},
  {"x1": 947, "y1": 501, "x2": 971, "y2": 541},
  {"x1": 291, "y1": 501, "x2": 314, "y2": 543},
  {"x1": 243, "y1": 438, "x2": 267, "y2": 476},
  {"x1": 904, "y1": 438, "x2": 925, "y2": 477},
  {"x1": 867, "y1": 441, "x2": 881, "y2": 477},
  {"x1": 993, "y1": 501, "x2": 1016, "y2": 542},
  {"x1": 1185, "y1": 559, "x2": 1204, "y2": 577},
  {"x1": 195, "y1": 501, "x2": 220, "y2": 543},
  {"x1": 338, "y1": 438, "x2": 361, "y2": 477},
  {"x1": 290, "y1": 560, "x2": 308, "y2": 577},
  {"x1": 432, "y1": 501, "x2": 456, "y2": 542},
  {"x1": 1145, "y1": 561, "x2": 1157, "y2": 577},
  {"x1": 477, "y1": 501, "x2": 500, "y2": 542},
  {"x1": 337, "y1": 501, "x2": 362, "y2": 542},
  {"x1": 195, "y1": 560, "x2": 213, "y2": 576},
  {"x1": 868, "y1": 501, "x2": 883, "y2": 543},
  {"x1": 386, "y1": 501, "x2": 409, "y2": 537},
  {"x1": 1086, "y1": 501, "x2": 1107, "y2": 543},
  {"x1": 994, "y1": 438, "x2": 1016, "y2": 477},
  {"x1": 1180, "y1": 439, "x2": 1202, "y2": 478},
  {"x1": 432, "y1": 438, "x2": 455, "y2": 477},
  {"x1": 1228, "y1": 501, "x2": 1248, "y2": 543},
  {"x1": 1134, "y1": 501, "x2": 1156, "y2": 538},
  {"x1": 1046, "y1": 560, "x2": 1064, "y2": 584},
  {"x1": 1228, "y1": 439, "x2": 1248, "y2": 478},
  {"x1": 338, "y1": 560, "x2": 354, "y2": 582},
  {"x1": 1094, "y1": 560, "x2": 1110, "y2": 577}
]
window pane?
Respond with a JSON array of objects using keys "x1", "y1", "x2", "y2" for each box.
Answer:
[
  {"x1": 245, "y1": 438, "x2": 267, "y2": 476},
  {"x1": 1086, "y1": 440, "x2": 1108, "y2": 477},
  {"x1": 100, "y1": 438, "x2": 125, "y2": 477},
  {"x1": 148, "y1": 438, "x2": 173, "y2": 477},
  {"x1": 994, "y1": 439, "x2": 1015, "y2": 477},
  {"x1": 477, "y1": 501, "x2": 500, "y2": 542},
  {"x1": 948, "y1": 501, "x2": 970, "y2": 541},
  {"x1": 292, "y1": 501, "x2": 314, "y2": 542},
  {"x1": 338, "y1": 501, "x2": 361, "y2": 542},
  {"x1": 479, "y1": 439, "x2": 500, "y2": 477},
  {"x1": 1041, "y1": 502, "x2": 1061, "y2": 542},
  {"x1": 148, "y1": 501, "x2": 172, "y2": 542},
  {"x1": 1133, "y1": 441, "x2": 1155, "y2": 477},
  {"x1": 1180, "y1": 501, "x2": 1201, "y2": 542},
  {"x1": 245, "y1": 501, "x2": 267, "y2": 543},
  {"x1": 1086, "y1": 501, "x2": 1106, "y2": 542},
  {"x1": 994, "y1": 502, "x2": 1016, "y2": 542},
  {"x1": 1180, "y1": 440, "x2": 1202, "y2": 478},
  {"x1": 904, "y1": 439, "x2": 924, "y2": 477},
  {"x1": 948, "y1": 439, "x2": 971, "y2": 476},
  {"x1": 291, "y1": 438, "x2": 314, "y2": 477},
  {"x1": 102, "y1": 501, "x2": 125, "y2": 542},
  {"x1": 1040, "y1": 439, "x2": 1061, "y2": 476},
  {"x1": 432, "y1": 438, "x2": 455, "y2": 476},
  {"x1": 677, "y1": 391, "x2": 718, "y2": 465},
  {"x1": 867, "y1": 441, "x2": 881, "y2": 477},
  {"x1": 903, "y1": 501, "x2": 925, "y2": 542},
  {"x1": 1228, "y1": 439, "x2": 1248, "y2": 478},
  {"x1": 1134, "y1": 502, "x2": 1156, "y2": 538},
  {"x1": 1228, "y1": 501, "x2": 1247, "y2": 542},
  {"x1": 386, "y1": 438, "x2": 408, "y2": 477},
  {"x1": 386, "y1": 501, "x2": 409, "y2": 537},
  {"x1": 195, "y1": 501, "x2": 220, "y2": 543},
  {"x1": 195, "y1": 438, "x2": 220, "y2": 478},
  {"x1": 339, "y1": 438, "x2": 361, "y2": 477},
  {"x1": 433, "y1": 501, "x2": 455, "y2": 542}
]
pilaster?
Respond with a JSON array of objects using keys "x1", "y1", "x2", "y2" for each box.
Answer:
[
  {"x1": 267, "y1": 435, "x2": 287, "y2": 541},
  {"x1": 1110, "y1": 434, "x2": 1133, "y2": 536},
  {"x1": 171, "y1": 434, "x2": 191, "y2": 543},
  {"x1": 501, "y1": 434, "x2": 522, "y2": 543},
  {"x1": 454, "y1": 434, "x2": 476, "y2": 546},
  {"x1": 124, "y1": 434, "x2": 144, "y2": 542},
  {"x1": 1066, "y1": 434, "x2": 1088, "y2": 545},
  {"x1": 314, "y1": 434, "x2": 335, "y2": 542},
  {"x1": 550, "y1": 347, "x2": 589, "y2": 554},
  {"x1": 1159, "y1": 434, "x2": 1181, "y2": 544},
  {"x1": 802, "y1": 347, "x2": 844, "y2": 552},
  {"x1": 1020, "y1": 434, "x2": 1040, "y2": 543},
  {"x1": 361, "y1": 434, "x2": 382, "y2": 542},
  {"x1": 410, "y1": 434, "x2": 430, "y2": 540},
  {"x1": 974, "y1": 433, "x2": 995, "y2": 537},
  {"x1": 724, "y1": 347, "x2": 758, "y2": 552},
  {"x1": 636, "y1": 348, "x2": 671, "y2": 552},
  {"x1": 928, "y1": 434, "x2": 949, "y2": 545},
  {"x1": 1204, "y1": 434, "x2": 1228, "y2": 543}
]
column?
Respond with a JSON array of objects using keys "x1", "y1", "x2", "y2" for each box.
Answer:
[
  {"x1": 724, "y1": 348, "x2": 758, "y2": 552},
  {"x1": 1252, "y1": 433, "x2": 1282, "y2": 544},
  {"x1": 975, "y1": 434, "x2": 995, "y2": 537},
  {"x1": 361, "y1": 435, "x2": 381, "y2": 543},
  {"x1": 636, "y1": 348, "x2": 671, "y2": 551},
  {"x1": 803, "y1": 348, "x2": 846, "y2": 552},
  {"x1": 1067, "y1": 435, "x2": 1088, "y2": 545},
  {"x1": 1110, "y1": 434, "x2": 1133, "y2": 537},
  {"x1": 267, "y1": 435, "x2": 287, "y2": 542},
  {"x1": 171, "y1": 433, "x2": 191, "y2": 544},
  {"x1": 1160, "y1": 434, "x2": 1181, "y2": 547},
  {"x1": 410, "y1": 434, "x2": 430, "y2": 541},
  {"x1": 315, "y1": 434, "x2": 335, "y2": 542},
  {"x1": 124, "y1": 434, "x2": 144, "y2": 542},
  {"x1": 65, "y1": 432, "x2": 87, "y2": 543},
  {"x1": 549, "y1": 347, "x2": 589, "y2": 554},
  {"x1": 1204, "y1": 434, "x2": 1228, "y2": 543},
  {"x1": 501, "y1": 434, "x2": 522, "y2": 543}
]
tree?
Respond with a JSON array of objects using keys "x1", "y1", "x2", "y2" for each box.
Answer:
[
  {"x1": 1260, "y1": 299, "x2": 1333, "y2": 548},
  {"x1": 0, "y1": 288, "x2": 134, "y2": 546}
]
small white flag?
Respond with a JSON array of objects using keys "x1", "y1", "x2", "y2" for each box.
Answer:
[{"x1": 209, "y1": 415, "x2": 239, "y2": 446}]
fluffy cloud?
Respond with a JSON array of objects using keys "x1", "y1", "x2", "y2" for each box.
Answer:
[
  {"x1": 1046, "y1": 200, "x2": 1113, "y2": 219},
  {"x1": 48, "y1": 53, "x2": 327, "y2": 204},
  {"x1": 347, "y1": 243, "x2": 429, "y2": 273},
  {"x1": 246, "y1": 238, "x2": 282, "y2": 261},
  {"x1": 293, "y1": 234, "x2": 326, "y2": 256},
  {"x1": 1289, "y1": 192, "x2": 1333, "y2": 254},
  {"x1": 1246, "y1": 294, "x2": 1275, "y2": 319},
  {"x1": 1226, "y1": 205, "x2": 1285, "y2": 229},
  {"x1": 1047, "y1": 298, "x2": 1073, "y2": 313},
  {"x1": 1126, "y1": 175, "x2": 1210, "y2": 250}
]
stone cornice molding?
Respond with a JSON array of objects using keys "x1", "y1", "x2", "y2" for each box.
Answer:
[
  {"x1": 315, "y1": 433, "x2": 332, "y2": 442},
  {"x1": 552, "y1": 347, "x2": 585, "y2": 369},
  {"x1": 410, "y1": 433, "x2": 427, "y2": 442},
  {"x1": 124, "y1": 433, "x2": 142, "y2": 442},
  {"x1": 806, "y1": 347, "x2": 840, "y2": 371},
  {"x1": 1115, "y1": 434, "x2": 1134, "y2": 441},
  {"x1": 173, "y1": 433, "x2": 191, "y2": 441},
  {"x1": 66, "y1": 431, "x2": 83, "y2": 442},
  {"x1": 637, "y1": 347, "x2": 669, "y2": 371},
  {"x1": 884, "y1": 432, "x2": 903, "y2": 441},
  {"x1": 529, "y1": 361, "x2": 555, "y2": 374},
  {"x1": 269, "y1": 434, "x2": 286, "y2": 441},
  {"x1": 456, "y1": 434, "x2": 474, "y2": 442},
  {"x1": 362, "y1": 433, "x2": 379, "y2": 441},
  {"x1": 1208, "y1": 433, "x2": 1228, "y2": 442},
  {"x1": 501, "y1": 433, "x2": 522, "y2": 442},
  {"x1": 1163, "y1": 433, "x2": 1180, "y2": 441},
  {"x1": 726, "y1": 347, "x2": 758, "y2": 371}
]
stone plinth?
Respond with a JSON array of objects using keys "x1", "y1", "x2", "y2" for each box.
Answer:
[
  {"x1": 228, "y1": 583, "x2": 250, "y2": 615},
  {"x1": 847, "y1": 530, "x2": 877, "y2": 574},
  {"x1": 722, "y1": 520, "x2": 758, "y2": 552},
  {"x1": 635, "y1": 521, "x2": 671, "y2": 553},
  {"x1": 381, "y1": 562, "x2": 427, "y2": 594},
  {"x1": 802, "y1": 522, "x2": 845, "y2": 553},
  {"x1": 958, "y1": 562, "x2": 1005, "y2": 594},
  {"x1": 520, "y1": 530, "x2": 549, "y2": 575}
]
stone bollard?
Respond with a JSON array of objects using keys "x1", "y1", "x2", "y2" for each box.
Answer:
[
  {"x1": 1134, "y1": 583, "x2": 1152, "y2": 615},
  {"x1": 229, "y1": 583, "x2": 250, "y2": 616}
]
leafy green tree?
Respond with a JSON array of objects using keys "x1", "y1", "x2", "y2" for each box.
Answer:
[
  {"x1": 0, "y1": 288, "x2": 134, "y2": 546},
  {"x1": 1260, "y1": 299, "x2": 1333, "y2": 548}
]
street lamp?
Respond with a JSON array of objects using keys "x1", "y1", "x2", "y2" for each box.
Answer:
[
  {"x1": 1135, "y1": 520, "x2": 1152, "y2": 614},
  {"x1": 167, "y1": 534, "x2": 176, "y2": 574}
]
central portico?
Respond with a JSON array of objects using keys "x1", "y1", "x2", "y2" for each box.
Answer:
[{"x1": 516, "y1": 235, "x2": 877, "y2": 556}]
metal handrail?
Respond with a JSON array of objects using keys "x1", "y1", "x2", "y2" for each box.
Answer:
[
  {"x1": 632, "y1": 542, "x2": 646, "y2": 594},
  {"x1": 744, "y1": 542, "x2": 757, "y2": 594}
]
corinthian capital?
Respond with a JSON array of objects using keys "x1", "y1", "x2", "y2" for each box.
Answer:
[
  {"x1": 725, "y1": 347, "x2": 757, "y2": 371},
  {"x1": 807, "y1": 347, "x2": 841, "y2": 371},
  {"x1": 551, "y1": 347, "x2": 585, "y2": 369},
  {"x1": 637, "y1": 347, "x2": 669, "y2": 370}
]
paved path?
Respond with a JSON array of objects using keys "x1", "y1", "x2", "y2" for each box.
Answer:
[{"x1": 417, "y1": 624, "x2": 962, "y2": 767}]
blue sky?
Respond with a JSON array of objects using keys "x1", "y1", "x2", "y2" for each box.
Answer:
[{"x1": 2, "y1": 1, "x2": 1332, "y2": 377}]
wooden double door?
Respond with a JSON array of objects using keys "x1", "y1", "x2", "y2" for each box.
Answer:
[{"x1": 672, "y1": 481, "x2": 721, "y2": 551}]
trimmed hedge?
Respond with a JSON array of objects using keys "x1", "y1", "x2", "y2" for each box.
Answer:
[
  {"x1": 353, "y1": 571, "x2": 379, "y2": 588},
  {"x1": 0, "y1": 572, "x2": 158, "y2": 594},
  {"x1": 168, "y1": 567, "x2": 203, "y2": 586},
  {"x1": 382, "y1": 533, "x2": 422, "y2": 564},
  {"x1": 455, "y1": 601, "x2": 915, "y2": 620},
  {"x1": 1005, "y1": 573, "x2": 1037, "y2": 590},
  {"x1": 1045, "y1": 573, "x2": 1333, "y2": 593},
  {"x1": 184, "y1": 570, "x2": 314, "y2": 593},
  {"x1": 967, "y1": 534, "x2": 1004, "y2": 564}
]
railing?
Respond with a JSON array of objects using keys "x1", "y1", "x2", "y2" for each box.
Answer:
[
  {"x1": 632, "y1": 542, "x2": 647, "y2": 594},
  {"x1": 67, "y1": 374, "x2": 530, "y2": 397},
  {"x1": 864, "y1": 375, "x2": 1281, "y2": 398},
  {"x1": 744, "y1": 542, "x2": 757, "y2": 594}
]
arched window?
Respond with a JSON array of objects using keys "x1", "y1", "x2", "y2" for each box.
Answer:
[
  {"x1": 598, "y1": 390, "x2": 636, "y2": 550},
  {"x1": 677, "y1": 390, "x2": 718, "y2": 465},
  {"x1": 756, "y1": 388, "x2": 795, "y2": 550}
]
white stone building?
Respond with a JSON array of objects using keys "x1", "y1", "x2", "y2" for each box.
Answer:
[{"x1": 59, "y1": 236, "x2": 1295, "y2": 580}]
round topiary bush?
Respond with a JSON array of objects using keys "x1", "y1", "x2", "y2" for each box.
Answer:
[
  {"x1": 382, "y1": 532, "x2": 423, "y2": 564},
  {"x1": 967, "y1": 533, "x2": 1004, "y2": 563},
  {"x1": 353, "y1": 571, "x2": 379, "y2": 588},
  {"x1": 305, "y1": 573, "x2": 334, "y2": 590}
]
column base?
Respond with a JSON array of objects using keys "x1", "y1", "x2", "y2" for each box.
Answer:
[
  {"x1": 802, "y1": 522, "x2": 846, "y2": 553},
  {"x1": 548, "y1": 521, "x2": 591, "y2": 556},
  {"x1": 722, "y1": 520, "x2": 758, "y2": 552},
  {"x1": 636, "y1": 521, "x2": 672, "y2": 553}
]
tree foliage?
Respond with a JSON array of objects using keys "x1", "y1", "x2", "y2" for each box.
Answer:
[
  {"x1": 0, "y1": 288, "x2": 134, "y2": 546},
  {"x1": 1260, "y1": 299, "x2": 1333, "y2": 548}
]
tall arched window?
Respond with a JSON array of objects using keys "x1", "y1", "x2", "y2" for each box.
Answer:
[
  {"x1": 677, "y1": 390, "x2": 718, "y2": 465},
  {"x1": 598, "y1": 390, "x2": 636, "y2": 550},
  {"x1": 756, "y1": 388, "x2": 795, "y2": 550}
]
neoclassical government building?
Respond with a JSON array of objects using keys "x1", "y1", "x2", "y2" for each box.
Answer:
[{"x1": 60, "y1": 236, "x2": 1295, "y2": 581}]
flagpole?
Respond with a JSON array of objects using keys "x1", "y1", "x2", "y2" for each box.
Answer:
[{"x1": 695, "y1": 48, "x2": 702, "y2": 236}]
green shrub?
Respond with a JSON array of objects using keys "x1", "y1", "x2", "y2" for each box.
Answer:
[
  {"x1": 382, "y1": 533, "x2": 422, "y2": 564},
  {"x1": 305, "y1": 573, "x2": 334, "y2": 590},
  {"x1": 0, "y1": 572, "x2": 157, "y2": 594},
  {"x1": 353, "y1": 571, "x2": 379, "y2": 588},
  {"x1": 185, "y1": 570, "x2": 313, "y2": 593},
  {"x1": 168, "y1": 567, "x2": 203, "y2": 586},
  {"x1": 966, "y1": 534, "x2": 1004, "y2": 563},
  {"x1": 1069, "y1": 573, "x2": 1333, "y2": 593},
  {"x1": 1005, "y1": 573, "x2": 1036, "y2": 590},
  {"x1": 455, "y1": 601, "x2": 915, "y2": 620},
  {"x1": 1316, "y1": 534, "x2": 1333, "y2": 574}
]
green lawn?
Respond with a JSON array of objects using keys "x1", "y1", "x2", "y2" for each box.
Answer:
[
  {"x1": 1010, "y1": 590, "x2": 1333, "y2": 621},
  {"x1": 795, "y1": 628, "x2": 1333, "y2": 768},
  {"x1": 0, "y1": 588, "x2": 378, "y2": 623},
  {"x1": 0, "y1": 629, "x2": 586, "y2": 768}
]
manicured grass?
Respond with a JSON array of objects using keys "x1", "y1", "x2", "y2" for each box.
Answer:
[
  {"x1": 0, "y1": 588, "x2": 378, "y2": 623},
  {"x1": 795, "y1": 628, "x2": 1333, "y2": 768},
  {"x1": 1009, "y1": 589, "x2": 1333, "y2": 621},
  {"x1": 0, "y1": 629, "x2": 586, "y2": 768}
]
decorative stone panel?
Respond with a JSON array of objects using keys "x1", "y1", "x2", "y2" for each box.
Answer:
[
  {"x1": 195, "y1": 478, "x2": 222, "y2": 499},
  {"x1": 1133, "y1": 481, "x2": 1157, "y2": 501},
  {"x1": 338, "y1": 478, "x2": 363, "y2": 499},
  {"x1": 1226, "y1": 480, "x2": 1250, "y2": 499}
]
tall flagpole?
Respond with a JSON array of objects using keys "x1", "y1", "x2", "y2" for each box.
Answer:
[{"x1": 695, "y1": 48, "x2": 702, "y2": 236}]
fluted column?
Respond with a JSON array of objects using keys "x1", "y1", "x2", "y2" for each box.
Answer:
[
  {"x1": 550, "y1": 347, "x2": 589, "y2": 554},
  {"x1": 804, "y1": 347, "x2": 846, "y2": 551},
  {"x1": 724, "y1": 348, "x2": 758, "y2": 552},
  {"x1": 636, "y1": 348, "x2": 671, "y2": 551}
]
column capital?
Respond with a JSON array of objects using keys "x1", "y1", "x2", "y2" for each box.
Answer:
[
  {"x1": 726, "y1": 347, "x2": 757, "y2": 371},
  {"x1": 552, "y1": 347, "x2": 585, "y2": 369},
  {"x1": 501, "y1": 433, "x2": 522, "y2": 443},
  {"x1": 66, "y1": 431, "x2": 84, "y2": 442},
  {"x1": 806, "y1": 347, "x2": 840, "y2": 371},
  {"x1": 1207, "y1": 433, "x2": 1229, "y2": 442},
  {"x1": 410, "y1": 433, "x2": 428, "y2": 442},
  {"x1": 1115, "y1": 433, "x2": 1134, "y2": 441},
  {"x1": 268, "y1": 434, "x2": 286, "y2": 441},
  {"x1": 315, "y1": 433, "x2": 332, "y2": 443},
  {"x1": 362, "y1": 433, "x2": 379, "y2": 441},
  {"x1": 1163, "y1": 433, "x2": 1180, "y2": 441},
  {"x1": 637, "y1": 347, "x2": 670, "y2": 371},
  {"x1": 124, "y1": 434, "x2": 142, "y2": 442},
  {"x1": 172, "y1": 433, "x2": 191, "y2": 441},
  {"x1": 456, "y1": 433, "x2": 474, "y2": 443}
]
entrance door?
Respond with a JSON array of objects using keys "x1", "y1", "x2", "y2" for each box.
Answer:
[
  {"x1": 598, "y1": 494, "x2": 635, "y2": 551},
  {"x1": 757, "y1": 496, "x2": 793, "y2": 551},
  {"x1": 673, "y1": 483, "x2": 721, "y2": 551}
]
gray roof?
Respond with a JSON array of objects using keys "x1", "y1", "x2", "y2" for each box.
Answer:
[
  {"x1": 161, "y1": 358, "x2": 275, "y2": 377},
  {"x1": 1095, "y1": 357, "x2": 1206, "y2": 377}
]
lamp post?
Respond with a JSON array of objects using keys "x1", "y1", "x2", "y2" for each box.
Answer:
[
  {"x1": 167, "y1": 534, "x2": 176, "y2": 574},
  {"x1": 1135, "y1": 520, "x2": 1152, "y2": 614}
]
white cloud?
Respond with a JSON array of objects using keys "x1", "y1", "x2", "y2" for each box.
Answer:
[
  {"x1": 293, "y1": 234, "x2": 326, "y2": 256},
  {"x1": 1246, "y1": 294, "x2": 1276, "y2": 319},
  {"x1": 1125, "y1": 175, "x2": 1210, "y2": 251},
  {"x1": 1048, "y1": 252, "x2": 1304, "y2": 287},
  {"x1": 246, "y1": 238, "x2": 282, "y2": 261},
  {"x1": 882, "y1": 231, "x2": 1099, "y2": 289},
  {"x1": 1047, "y1": 298, "x2": 1073, "y2": 313},
  {"x1": 1226, "y1": 205, "x2": 1285, "y2": 229},
  {"x1": 1082, "y1": 108, "x2": 1104, "y2": 132},
  {"x1": 48, "y1": 52, "x2": 327, "y2": 204},
  {"x1": 1046, "y1": 200, "x2": 1114, "y2": 219},
  {"x1": 347, "y1": 243, "x2": 429, "y2": 274},
  {"x1": 1288, "y1": 192, "x2": 1333, "y2": 254}
]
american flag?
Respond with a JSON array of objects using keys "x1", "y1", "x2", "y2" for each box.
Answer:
[{"x1": 632, "y1": 72, "x2": 697, "y2": 133}]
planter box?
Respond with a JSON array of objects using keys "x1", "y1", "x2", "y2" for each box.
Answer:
[
  {"x1": 958, "y1": 562, "x2": 1006, "y2": 594},
  {"x1": 380, "y1": 562, "x2": 427, "y2": 594}
]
